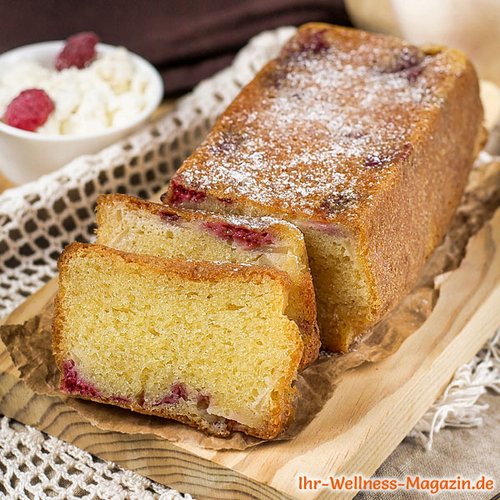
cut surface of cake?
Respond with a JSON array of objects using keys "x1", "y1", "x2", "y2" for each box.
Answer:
[
  {"x1": 95, "y1": 193, "x2": 319, "y2": 367},
  {"x1": 53, "y1": 243, "x2": 303, "y2": 439},
  {"x1": 161, "y1": 23, "x2": 485, "y2": 351}
]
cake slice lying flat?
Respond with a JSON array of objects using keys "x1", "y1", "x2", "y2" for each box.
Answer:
[
  {"x1": 53, "y1": 243, "x2": 303, "y2": 438},
  {"x1": 162, "y1": 23, "x2": 485, "y2": 351},
  {"x1": 53, "y1": 243, "x2": 303, "y2": 439},
  {"x1": 95, "y1": 193, "x2": 319, "y2": 368}
]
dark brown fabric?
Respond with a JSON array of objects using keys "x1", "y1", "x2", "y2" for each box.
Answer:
[{"x1": 0, "y1": 0, "x2": 350, "y2": 94}]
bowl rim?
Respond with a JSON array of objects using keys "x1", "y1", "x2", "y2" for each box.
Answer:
[{"x1": 0, "y1": 40, "x2": 164, "y2": 142}]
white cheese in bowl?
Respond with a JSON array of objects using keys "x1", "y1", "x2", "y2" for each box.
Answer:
[{"x1": 0, "y1": 47, "x2": 151, "y2": 135}]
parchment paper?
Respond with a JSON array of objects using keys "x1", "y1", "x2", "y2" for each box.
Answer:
[{"x1": 2, "y1": 155, "x2": 499, "y2": 451}]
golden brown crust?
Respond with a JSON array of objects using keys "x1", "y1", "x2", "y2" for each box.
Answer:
[
  {"x1": 357, "y1": 54, "x2": 485, "y2": 327},
  {"x1": 96, "y1": 193, "x2": 320, "y2": 367},
  {"x1": 162, "y1": 23, "x2": 484, "y2": 351},
  {"x1": 293, "y1": 276, "x2": 320, "y2": 364},
  {"x1": 53, "y1": 242, "x2": 302, "y2": 439}
]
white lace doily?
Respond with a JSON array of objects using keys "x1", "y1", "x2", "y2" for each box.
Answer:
[
  {"x1": 0, "y1": 417, "x2": 191, "y2": 499},
  {"x1": 0, "y1": 25, "x2": 498, "y2": 498}
]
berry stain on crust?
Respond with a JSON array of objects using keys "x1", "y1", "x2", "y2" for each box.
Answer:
[
  {"x1": 203, "y1": 221, "x2": 275, "y2": 249},
  {"x1": 109, "y1": 395, "x2": 132, "y2": 404},
  {"x1": 364, "y1": 143, "x2": 413, "y2": 169},
  {"x1": 405, "y1": 64, "x2": 425, "y2": 83},
  {"x1": 55, "y1": 32, "x2": 100, "y2": 71},
  {"x1": 159, "y1": 211, "x2": 181, "y2": 224},
  {"x1": 151, "y1": 382, "x2": 188, "y2": 406},
  {"x1": 3, "y1": 89, "x2": 54, "y2": 132},
  {"x1": 61, "y1": 360, "x2": 101, "y2": 398},
  {"x1": 382, "y1": 46, "x2": 424, "y2": 73},
  {"x1": 297, "y1": 29, "x2": 330, "y2": 55},
  {"x1": 378, "y1": 46, "x2": 426, "y2": 83},
  {"x1": 320, "y1": 191, "x2": 358, "y2": 214},
  {"x1": 210, "y1": 130, "x2": 244, "y2": 154},
  {"x1": 168, "y1": 180, "x2": 207, "y2": 206},
  {"x1": 364, "y1": 154, "x2": 386, "y2": 168}
]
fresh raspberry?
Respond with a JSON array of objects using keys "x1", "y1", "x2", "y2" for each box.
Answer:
[
  {"x1": 55, "y1": 31, "x2": 100, "y2": 71},
  {"x1": 3, "y1": 89, "x2": 55, "y2": 131}
]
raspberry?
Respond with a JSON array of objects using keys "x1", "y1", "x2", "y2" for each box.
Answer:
[
  {"x1": 3, "y1": 89, "x2": 55, "y2": 131},
  {"x1": 169, "y1": 180, "x2": 207, "y2": 206},
  {"x1": 203, "y1": 221, "x2": 275, "y2": 249},
  {"x1": 55, "y1": 31, "x2": 100, "y2": 71},
  {"x1": 151, "y1": 382, "x2": 188, "y2": 406},
  {"x1": 61, "y1": 360, "x2": 101, "y2": 398},
  {"x1": 159, "y1": 211, "x2": 181, "y2": 224}
]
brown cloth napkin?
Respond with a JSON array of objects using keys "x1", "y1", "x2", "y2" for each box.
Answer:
[{"x1": 0, "y1": 0, "x2": 350, "y2": 94}]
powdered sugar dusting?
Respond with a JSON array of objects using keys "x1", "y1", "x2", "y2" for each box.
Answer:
[{"x1": 176, "y1": 26, "x2": 459, "y2": 220}]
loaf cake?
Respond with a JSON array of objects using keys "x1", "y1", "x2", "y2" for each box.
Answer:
[
  {"x1": 53, "y1": 243, "x2": 303, "y2": 439},
  {"x1": 95, "y1": 193, "x2": 319, "y2": 367},
  {"x1": 162, "y1": 23, "x2": 485, "y2": 351}
]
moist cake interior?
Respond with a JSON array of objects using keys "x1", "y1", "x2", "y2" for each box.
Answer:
[{"x1": 55, "y1": 245, "x2": 302, "y2": 436}]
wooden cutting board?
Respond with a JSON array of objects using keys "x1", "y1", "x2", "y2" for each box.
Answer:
[{"x1": 1, "y1": 206, "x2": 498, "y2": 499}]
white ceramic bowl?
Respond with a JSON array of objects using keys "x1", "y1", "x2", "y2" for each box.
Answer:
[{"x1": 0, "y1": 41, "x2": 164, "y2": 185}]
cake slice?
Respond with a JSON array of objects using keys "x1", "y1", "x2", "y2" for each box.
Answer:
[
  {"x1": 53, "y1": 243, "x2": 303, "y2": 439},
  {"x1": 161, "y1": 23, "x2": 485, "y2": 351},
  {"x1": 95, "y1": 193, "x2": 319, "y2": 368}
]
